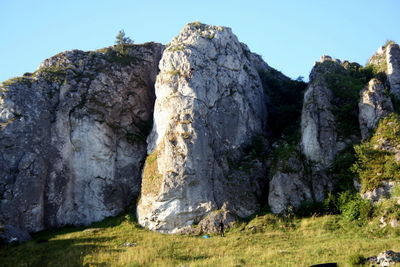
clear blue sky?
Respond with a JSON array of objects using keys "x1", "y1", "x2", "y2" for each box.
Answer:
[{"x1": 1, "y1": 0, "x2": 399, "y2": 82}]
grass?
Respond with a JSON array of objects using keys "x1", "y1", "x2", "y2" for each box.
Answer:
[
  {"x1": 141, "y1": 150, "x2": 163, "y2": 196},
  {"x1": 1, "y1": 214, "x2": 399, "y2": 266}
]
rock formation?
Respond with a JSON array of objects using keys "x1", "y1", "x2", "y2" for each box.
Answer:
[
  {"x1": 268, "y1": 56, "x2": 365, "y2": 213},
  {"x1": 1, "y1": 22, "x2": 399, "y2": 236},
  {"x1": 137, "y1": 22, "x2": 268, "y2": 233},
  {"x1": 386, "y1": 43, "x2": 400, "y2": 98},
  {"x1": 0, "y1": 43, "x2": 162, "y2": 232},
  {"x1": 358, "y1": 78, "x2": 393, "y2": 140}
]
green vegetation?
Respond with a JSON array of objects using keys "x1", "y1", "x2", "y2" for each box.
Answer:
[
  {"x1": 141, "y1": 150, "x2": 162, "y2": 196},
  {"x1": 34, "y1": 65, "x2": 71, "y2": 83},
  {"x1": 270, "y1": 140, "x2": 301, "y2": 175},
  {"x1": 166, "y1": 68, "x2": 182, "y2": 77},
  {"x1": 324, "y1": 62, "x2": 373, "y2": 137},
  {"x1": 352, "y1": 113, "x2": 400, "y2": 192},
  {"x1": 1, "y1": 76, "x2": 32, "y2": 87},
  {"x1": 1, "y1": 213, "x2": 399, "y2": 266},
  {"x1": 189, "y1": 21, "x2": 202, "y2": 29},
  {"x1": 347, "y1": 253, "x2": 366, "y2": 266},
  {"x1": 115, "y1": 30, "x2": 133, "y2": 46},
  {"x1": 258, "y1": 68, "x2": 307, "y2": 141},
  {"x1": 365, "y1": 40, "x2": 395, "y2": 77},
  {"x1": 329, "y1": 145, "x2": 358, "y2": 192},
  {"x1": 168, "y1": 45, "x2": 185, "y2": 52}
]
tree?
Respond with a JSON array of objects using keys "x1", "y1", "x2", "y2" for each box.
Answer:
[{"x1": 115, "y1": 30, "x2": 133, "y2": 45}]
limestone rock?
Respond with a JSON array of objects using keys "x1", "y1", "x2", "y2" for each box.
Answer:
[
  {"x1": 386, "y1": 43, "x2": 400, "y2": 98},
  {"x1": 0, "y1": 43, "x2": 163, "y2": 232},
  {"x1": 137, "y1": 23, "x2": 268, "y2": 233},
  {"x1": 301, "y1": 58, "x2": 346, "y2": 167},
  {"x1": 361, "y1": 181, "x2": 400, "y2": 202},
  {"x1": 368, "y1": 41, "x2": 400, "y2": 99},
  {"x1": 301, "y1": 78, "x2": 337, "y2": 166},
  {"x1": 359, "y1": 78, "x2": 393, "y2": 140},
  {"x1": 269, "y1": 58, "x2": 351, "y2": 214},
  {"x1": 368, "y1": 250, "x2": 400, "y2": 266},
  {"x1": 268, "y1": 151, "x2": 311, "y2": 214}
]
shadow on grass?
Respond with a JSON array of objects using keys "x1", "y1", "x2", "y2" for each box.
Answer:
[
  {"x1": 0, "y1": 236, "x2": 123, "y2": 267},
  {"x1": 0, "y1": 215, "x2": 134, "y2": 267}
]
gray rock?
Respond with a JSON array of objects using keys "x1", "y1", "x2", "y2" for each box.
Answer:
[
  {"x1": 269, "y1": 58, "x2": 347, "y2": 214},
  {"x1": 359, "y1": 78, "x2": 393, "y2": 140},
  {"x1": 362, "y1": 181, "x2": 400, "y2": 202},
  {"x1": 268, "y1": 151, "x2": 311, "y2": 214},
  {"x1": 0, "y1": 43, "x2": 163, "y2": 232},
  {"x1": 387, "y1": 43, "x2": 400, "y2": 99},
  {"x1": 368, "y1": 250, "x2": 400, "y2": 266},
  {"x1": 301, "y1": 78, "x2": 337, "y2": 167},
  {"x1": 137, "y1": 23, "x2": 268, "y2": 233},
  {"x1": 0, "y1": 224, "x2": 31, "y2": 244}
]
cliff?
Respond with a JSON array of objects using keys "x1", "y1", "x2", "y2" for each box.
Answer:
[
  {"x1": 1, "y1": 23, "x2": 400, "y2": 241},
  {"x1": 0, "y1": 43, "x2": 162, "y2": 234}
]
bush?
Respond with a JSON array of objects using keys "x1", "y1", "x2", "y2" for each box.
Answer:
[
  {"x1": 348, "y1": 253, "x2": 366, "y2": 266},
  {"x1": 115, "y1": 29, "x2": 133, "y2": 45},
  {"x1": 337, "y1": 191, "x2": 373, "y2": 223}
]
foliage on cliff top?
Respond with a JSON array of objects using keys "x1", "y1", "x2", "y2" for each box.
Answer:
[
  {"x1": 352, "y1": 113, "x2": 400, "y2": 192},
  {"x1": 366, "y1": 40, "x2": 396, "y2": 76}
]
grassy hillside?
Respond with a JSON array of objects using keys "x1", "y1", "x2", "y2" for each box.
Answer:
[{"x1": 1, "y1": 213, "x2": 399, "y2": 267}]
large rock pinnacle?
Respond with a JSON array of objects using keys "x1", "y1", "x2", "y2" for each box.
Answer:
[{"x1": 137, "y1": 23, "x2": 268, "y2": 233}]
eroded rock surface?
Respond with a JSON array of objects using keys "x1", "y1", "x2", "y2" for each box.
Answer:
[
  {"x1": 387, "y1": 43, "x2": 400, "y2": 98},
  {"x1": 269, "y1": 57, "x2": 356, "y2": 213},
  {"x1": 137, "y1": 23, "x2": 268, "y2": 233},
  {"x1": 359, "y1": 78, "x2": 393, "y2": 140},
  {"x1": 0, "y1": 43, "x2": 163, "y2": 232}
]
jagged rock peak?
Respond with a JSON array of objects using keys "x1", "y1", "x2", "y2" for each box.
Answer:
[
  {"x1": 137, "y1": 22, "x2": 268, "y2": 233},
  {"x1": 0, "y1": 42, "x2": 163, "y2": 233},
  {"x1": 358, "y1": 78, "x2": 394, "y2": 140},
  {"x1": 368, "y1": 41, "x2": 400, "y2": 98}
]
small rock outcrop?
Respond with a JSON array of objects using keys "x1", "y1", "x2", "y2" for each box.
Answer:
[
  {"x1": 367, "y1": 250, "x2": 400, "y2": 266},
  {"x1": 0, "y1": 43, "x2": 163, "y2": 232},
  {"x1": 137, "y1": 23, "x2": 268, "y2": 233},
  {"x1": 359, "y1": 78, "x2": 393, "y2": 140},
  {"x1": 361, "y1": 181, "x2": 400, "y2": 202}
]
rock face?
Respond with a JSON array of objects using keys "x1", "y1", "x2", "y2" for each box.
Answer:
[
  {"x1": 368, "y1": 42, "x2": 400, "y2": 98},
  {"x1": 269, "y1": 57, "x2": 350, "y2": 214},
  {"x1": 0, "y1": 43, "x2": 163, "y2": 232},
  {"x1": 137, "y1": 23, "x2": 268, "y2": 233},
  {"x1": 359, "y1": 78, "x2": 393, "y2": 140},
  {"x1": 301, "y1": 57, "x2": 348, "y2": 167},
  {"x1": 268, "y1": 151, "x2": 311, "y2": 214},
  {"x1": 386, "y1": 43, "x2": 400, "y2": 98}
]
